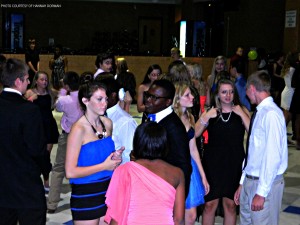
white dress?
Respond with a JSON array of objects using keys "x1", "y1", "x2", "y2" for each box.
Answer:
[{"x1": 281, "y1": 67, "x2": 295, "y2": 110}]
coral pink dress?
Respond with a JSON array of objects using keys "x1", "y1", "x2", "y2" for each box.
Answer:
[{"x1": 105, "y1": 161, "x2": 176, "y2": 225}]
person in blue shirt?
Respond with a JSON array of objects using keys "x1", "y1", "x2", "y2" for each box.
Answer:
[{"x1": 230, "y1": 58, "x2": 251, "y2": 111}]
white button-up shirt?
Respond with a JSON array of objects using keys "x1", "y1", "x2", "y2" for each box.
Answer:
[{"x1": 240, "y1": 96, "x2": 288, "y2": 197}]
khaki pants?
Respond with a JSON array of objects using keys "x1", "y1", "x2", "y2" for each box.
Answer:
[
  {"x1": 240, "y1": 175, "x2": 284, "y2": 225},
  {"x1": 47, "y1": 132, "x2": 68, "y2": 210}
]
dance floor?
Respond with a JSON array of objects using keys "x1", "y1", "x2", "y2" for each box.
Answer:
[{"x1": 46, "y1": 105, "x2": 300, "y2": 225}]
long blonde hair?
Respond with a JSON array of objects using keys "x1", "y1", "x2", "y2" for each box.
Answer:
[
  {"x1": 208, "y1": 56, "x2": 227, "y2": 89},
  {"x1": 173, "y1": 83, "x2": 195, "y2": 127}
]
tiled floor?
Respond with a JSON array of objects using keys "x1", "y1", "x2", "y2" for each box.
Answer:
[{"x1": 47, "y1": 105, "x2": 300, "y2": 225}]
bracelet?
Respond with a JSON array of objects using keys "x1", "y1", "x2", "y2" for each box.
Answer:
[{"x1": 200, "y1": 117, "x2": 209, "y2": 127}]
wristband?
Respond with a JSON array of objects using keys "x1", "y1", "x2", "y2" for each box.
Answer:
[{"x1": 200, "y1": 117, "x2": 209, "y2": 127}]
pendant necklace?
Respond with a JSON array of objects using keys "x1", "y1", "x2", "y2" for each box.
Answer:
[
  {"x1": 220, "y1": 111, "x2": 232, "y2": 123},
  {"x1": 84, "y1": 114, "x2": 107, "y2": 139}
]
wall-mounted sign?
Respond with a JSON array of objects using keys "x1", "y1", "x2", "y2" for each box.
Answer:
[{"x1": 285, "y1": 10, "x2": 297, "y2": 28}]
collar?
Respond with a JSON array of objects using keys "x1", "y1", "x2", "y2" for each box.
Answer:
[
  {"x1": 256, "y1": 96, "x2": 273, "y2": 112},
  {"x1": 106, "y1": 103, "x2": 120, "y2": 116},
  {"x1": 3, "y1": 87, "x2": 22, "y2": 96},
  {"x1": 70, "y1": 90, "x2": 79, "y2": 97},
  {"x1": 153, "y1": 106, "x2": 173, "y2": 123}
]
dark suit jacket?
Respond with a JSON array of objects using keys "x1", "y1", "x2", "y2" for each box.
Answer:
[
  {"x1": 0, "y1": 91, "x2": 51, "y2": 209},
  {"x1": 159, "y1": 111, "x2": 192, "y2": 197}
]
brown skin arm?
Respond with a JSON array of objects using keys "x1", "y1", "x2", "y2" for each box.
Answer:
[
  {"x1": 173, "y1": 170, "x2": 185, "y2": 225},
  {"x1": 110, "y1": 219, "x2": 118, "y2": 225}
]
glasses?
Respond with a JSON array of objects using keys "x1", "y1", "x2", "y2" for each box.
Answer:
[{"x1": 143, "y1": 91, "x2": 169, "y2": 101}]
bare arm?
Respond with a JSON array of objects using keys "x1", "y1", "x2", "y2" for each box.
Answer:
[
  {"x1": 25, "y1": 89, "x2": 38, "y2": 102},
  {"x1": 173, "y1": 170, "x2": 185, "y2": 225},
  {"x1": 273, "y1": 63, "x2": 282, "y2": 78},
  {"x1": 234, "y1": 184, "x2": 242, "y2": 205},
  {"x1": 110, "y1": 219, "x2": 118, "y2": 225},
  {"x1": 27, "y1": 61, "x2": 38, "y2": 73},
  {"x1": 137, "y1": 84, "x2": 146, "y2": 113},
  {"x1": 195, "y1": 107, "x2": 219, "y2": 138},
  {"x1": 205, "y1": 81, "x2": 210, "y2": 107},
  {"x1": 65, "y1": 122, "x2": 120, "y2": 178},
  {"x1": 189, "y1": 136, "x2": 210, "y2": 194},
  {"x1": 124, "y1": 91, "x2": 132, "y2": 113},
  {"x1": 64, "y1": 56, "x2": 68, "y2": 72},
  {"x1": 49, "y1": 58, "x2": 54, "y2": 70},
  {"x1": 232, "y1": 105, "x2": 251, "y2": 132}
]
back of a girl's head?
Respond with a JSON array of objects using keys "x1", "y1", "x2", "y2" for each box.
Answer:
[
  {"x1": 187, "y1": 63, "x2": 203, "y2": 80},
  {"x1": 79, "y1": 71, "x2": 94, "y2": 85},
  {"x1": 132, "y1": 122, "x2": 168, "y2": 160},
  {"x1": 168, "y1": 63, "x2": 191, "y2": 85},
  {"x1": 63, "y1": 71, "x2": 80, "y2": 91}
]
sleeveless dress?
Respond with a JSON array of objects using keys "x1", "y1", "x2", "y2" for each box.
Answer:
[
  {"x1": 202, "y1": 112, "x2": 245, "y2": 202},
  {"x1": 51, "y1": 55, "x2": 65, "y2": 89},
  {"x1": 105, "y1": 162, "x2": 176, "y2": 225},
  {"x1": 272, "y1": 62, "x2": 285, "y2": 91},
  {"x1": 33, "y1": 94, "x2": 59, "y2": 144},
  {"x1": 70, "y1": 137, "x2": 115, "y2": 220},
  {"x1": 185, "y1": 127, "x2": 205, "y2": 209},
  {"x1": 281, "y1": 67, "x2": 295, "y2": 110}
]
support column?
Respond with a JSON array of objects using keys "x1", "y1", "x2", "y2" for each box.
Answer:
[{"x1": 284, "y1": 0, "x2": 300, "y2": 52}]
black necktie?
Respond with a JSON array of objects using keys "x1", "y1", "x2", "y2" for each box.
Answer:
[{"x1": 243, "y1": 109, "x2": 257, "y2": 170}]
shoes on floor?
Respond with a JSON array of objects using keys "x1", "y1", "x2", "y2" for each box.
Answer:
[
  {"x1": 47, "y1": 209, "x2": 56, "y2": 214},
  {"x1": 44, "y1": 186, "x2": 50, "y2": 193}
]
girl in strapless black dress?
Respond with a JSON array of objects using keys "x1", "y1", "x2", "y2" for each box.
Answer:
[
  {"x1": 196, "y1": 79, "x2": 251, "y2": 225},
  {"x1": 25, "y1": 71, "x2": 59, "y2": 190}
]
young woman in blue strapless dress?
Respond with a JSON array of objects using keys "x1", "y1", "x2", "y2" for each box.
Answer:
[
  {"x1": 65, "y1": 82, "x2": 123, "y2": 225},
  {"x1": 173, "y1": 83, "x2": 209, "y2": 225}
]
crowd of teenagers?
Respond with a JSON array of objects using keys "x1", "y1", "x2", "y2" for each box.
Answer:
[{"x1": 0, "y1": 43, "x2": 298, "y2": 225}]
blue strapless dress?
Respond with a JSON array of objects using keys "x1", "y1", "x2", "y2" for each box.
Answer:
[
  {"x1": 70, "y1": 136, "x2": 115, "y2": 220},
  {"x1": 70, "y1": 136, "x2": 115, "y2": 184},
  {"x1": 185, "y1": 128, "x2": 205, "y2": 209}
]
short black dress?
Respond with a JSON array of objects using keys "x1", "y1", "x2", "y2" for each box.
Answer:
[
  {"x1": 290, "y1": 68, "x2": 300, "y2": 114},
  {"x1": 202, "y1": 112, "x2": 245, "y2": 202},
  {"x1": 33, "y1": 94, "x2": 59, "y2": 144}
]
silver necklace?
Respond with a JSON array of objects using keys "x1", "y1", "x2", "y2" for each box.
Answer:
[{"x1": 220, "y1": 111, "x2": 232, "y2": 122}]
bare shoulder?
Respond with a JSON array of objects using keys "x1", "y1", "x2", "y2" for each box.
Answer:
[
  {"x1": 156, "y1": 160, "x2": 184, "y2": 182},
  {"x1": 70, "y1": 116, "x2": 85, "y2": 134},
  {"x1": 138, "y1": 84, "x2": 148, "y2": 92}
]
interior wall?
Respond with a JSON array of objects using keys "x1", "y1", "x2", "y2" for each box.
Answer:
[
  {"x1": 0, "y1": 2, "x2": 176, "y2": 55},
  {"x1": 284, "y1": 0, "x2": 300, "y2": 53},
  {"x1": 224, "y1": 0, "x2": 285, "y2": 56},
  {"x1": 0, "y1": 0, "x2": 288, "y2": 57}
]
